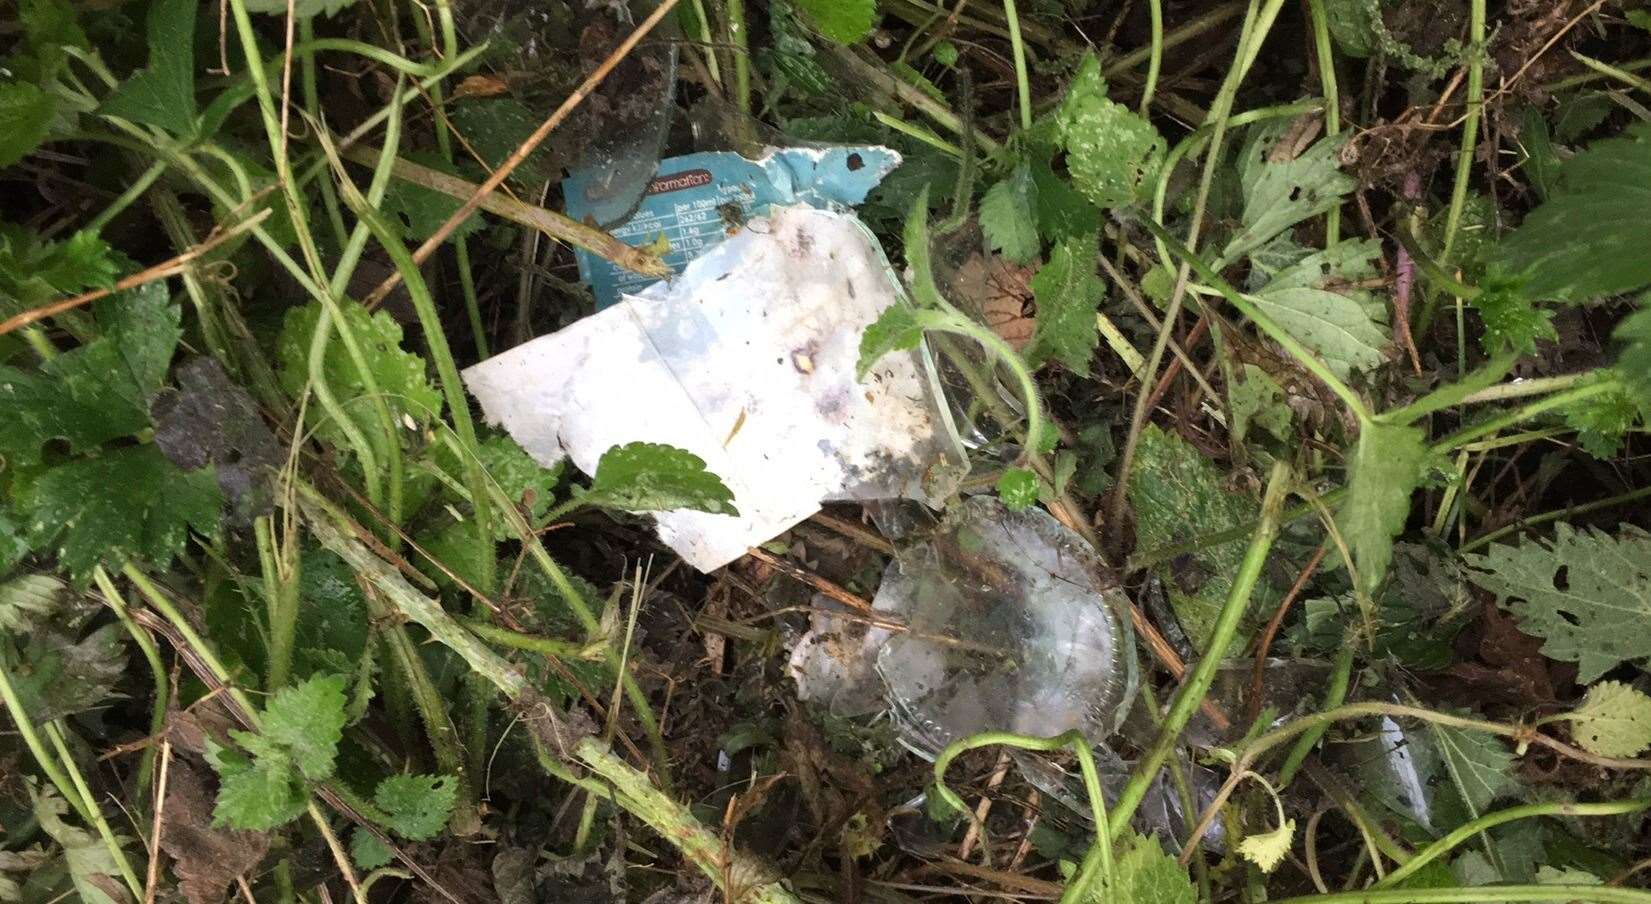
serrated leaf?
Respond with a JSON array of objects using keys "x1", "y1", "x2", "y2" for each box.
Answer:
[
  {"x1": 379, "y1": 152, "x2": 483, "y2": 241},
  {"x1": 1030, "y1": 157, "x2": 1101, "y2": 241},
  {"x1": 276, "y1": 298, "x2": 442, "y2": 456},
  {"x1": 1237, "y1": 819, "x2": 1295, "y2": 873},
  {"x1": 856, "y1": 302, "x2": 950, "y2": 378},
  {"x1": 996, "y1": 468, "x2": 1038, "y2": 510},
  {"x1": 207, "y1": 738, "x2": 306, "y2": 831},
  {"x1": 793, "y1": 0, "x2": 876, "y2": 44},
  {"x1": 1427, "y1": 720, "x2": 1517, "y2": 820},
  {"x1": 0, "y1": 83, "x2": 56, "y2": 169},
  {"x1": 261, "y1": 672, "x2": 347, "y2": 780},
  {"x1": 8, "y1": 620, "x2": 127, "y2": 725},
  {"x1": 584, "y1": 442, "x2": 738, "y2": 515},
  {"x1": 1055, "y1": 54, "x2": 1165, "y2": 210},
  {"x1": 1339, "y1": 419, "x2": 1426, "y2": 597},
  {"x1": 1564, "y1": 681, "x2": 1651, "y2": 758},
  {"x1": 1025, "y1": 235, "x2": 1103, "y2": 375},
  {"x1": 294, "y1": 549, "x2": 370, "y2": 679},
  {"x1": 1247, "y1": 240, "x2": 1390, "y2": 379},
  {"x1": 1128, "y1": 425, "x2": 1273, "y2": 650},
  {"x1": 1497, "y1": 124, "x2": 1651, "y2": 300},
  {"x1": 26, "y1": 445, "x2": 221, "y2": 579},
  {"x1": 374, "y1": 774, "x2": 457, "y2": 840},
  {"x1": 1082, "y1": 832, "x2": 1195, "y2": 904},
  {"x1": 980, "y1": 163, "x2": 1041, "y2": 264},
  {"x1": 351, "y1": 828, "x2": 393, "y2": 870},
  {"x1": 1464, "y1": 524, "x2": 1651, "y2": 683},
  {"x1": 1222, "y1": 124, "x2": 1355, "y2": 264},
  {"x1": 98, "y1": 0, "x2": 197, "y2": 137},
  {"x1": 0, "y1": 227, "x2": 118, "y2": 314},
  {"x1": 1472, "y1": 272, "x2": 1557, "y2": 354},
  {"x1": 475, "y1": 433, "x2": 564, "y2": 538},
  {"x1": 1563, "y1": 380, "x2": 1640, "y2": 459},
  {"x1": 0, "y1": 574, "x2": 63, "y2": 633}
]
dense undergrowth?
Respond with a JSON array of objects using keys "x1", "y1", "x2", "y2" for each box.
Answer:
[{"x1": 2, "y1": 0, "x2": 1651, "y2": 901}]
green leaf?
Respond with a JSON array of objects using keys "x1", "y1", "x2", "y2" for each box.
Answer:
[
  {"x1": 98, "y1": 0, "x2": 197, "y2": 137},
  {"x1": 857, "y1": 302, "x2": 950, "y2": 378},
  {"x1": 1088, "y1": 832, "x2": 1195, "y2": 904},
  {"x1": 0, "y1": 508, "x2": 30, "y2": 577},
  {"x1": 1426, "y1": 720, "x2": 1517, "y2": 821},
  {"x1": 792, "y1": 0, "x2": 876, "y2": 44},
  {"x1": 1339, "y1": 419, "x2": 1426, "y2": 597},
  {"x1": 207, "y1": 738, "x2": 307, "y2": 831},
  {"x1": 1025, "y1": 235, "x2": 1104, "y2": 375},
  {"x1": 373, "y1": 774, "x2": 457, "y2": 840},
  {"x1": 979, "y1": 163, "x2": 1041, "y2": 264},
  {"x1": 450, "y1": 99, "x2": 557, "y2": 190},
  {"x1": 1128, "y1": 425, "x2": 1273, "y2": 650},
  {"x1": 378, "y1": 152, "x2": 483, "y2": 241},
  {"x1": 584, "y1": 442, "x2": 738, "y2": 515},
  {"x1": 0, "y1": 226, "x2": 118, "y2": 314},
  {"x1": 1229, "y1": 363, "x2": 1292, "y2": 443},
  {"x1": 350, "y1": 828, "x2": 393, "y2": 870},
  {"x1": 1465, "y1": 524, "x2": 1651, "y2": 683},
  {"x1": 1496, "y1": 124, "x2": 1651, "y2": 300},
  {"x1": 1247, "y1": 239, "x2": 1390, "y2": 379},
  {"x1": 1563, "y1": 380, "x2": 1640, "y2": 459},
  {"x1": 276, "y1": 298, "x2": 442, "y2": 455},
  {"x1": 1030, "y1": 157, "x2": 1101, "y2": 241},
  {"x1": 474, "y1": 433, "x2": 563, "y2": 537},
  {"x1": 1616, "y1": 303, "x2": 1651, "y2": 403},
  {"x1": 1222, "y1": 124, "x2": 1355, "y2": 264},
  {"x1": 0, "y1": 574, "x2": 63, "y2": 633},
  {"x1": 996, "y1": 468, "x2": 1038, "y2": 511},
  {"x1": 31, "y1": 785, "x2": 126, "y2": 904},
  {"x1": 26, "y1": 445, "x2": 221, "y2": 579},
  {"x1": 261, "y1": 672, "x2": 348, "y2": 780},
  {"x1": 1472, "y1": 272, "x2": 1557, "y2": 354},
  {"x1": 9, "y1": 620, "x2": 127, "y2": 725},
  {"x1": 1564, "y1": 681, "x2": 1651, "y2": 758},
  {"x1": 1054, "y1": 54, "x2": 1165, "y2": 210},
  {"x1": 1322, "y1": 0, "x2": 1378, "y2": 56},
  {"x1": 0, "y1": 83, "x2": 56, "y2": 169}
]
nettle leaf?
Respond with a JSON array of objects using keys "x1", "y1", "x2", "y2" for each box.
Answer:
[
  {"x1": 980, "y1": 162, "x2": 1041, "y2": 264},
  {"x1": 261, "y1": 672, "x2": 348, "y2": 780},
  {"x1": 1615, "y1": 303, "x2": 1651, "y2": 402},
  {"x1": 1055, "y1": 54, "x2": 1165, "y2": 210},
  {"x1": 1229, "y1": 363, "x2": 1292, "y2": 443},
  {"x1": 1222, "y1": 123, "x2": 1355, "y2": 264},
  {"x1": 26, "y1": 444, "x2": 221, "y2": 580},
  {"x1": 0, "y1": 227, "x2": 118, "y2": 312},
  {"x1": 0, "y1": 574, "x2": 63, "y2": 633},
  {"x1": 0, "y1": 508, "x2": 30, "y2": 576},
  {"x1": 1564, "y1": 681, "x2": 1651, "y2": 758},
  {"x1": 1339, "y1": 419, "x2": 1427, "y2": 598},
  {"x1": 276, "y1": 298, "x2": 442, "y2": 454},
  {"x1": 1496, "y1": 123, "x2": 1651, "y2": 301},
  {"x1": 1464, "y1": 524, "x2": 1651, "y2": 683},
  {"x1": 0, "y1": 83, "x2": 56, "y2": 169},
  {"x1": 1563, "y1": 380, "x2": 1641, "y2": 459},
  {"x1": 583, "y1": 442, "x2": 738, "y2": 515},
  {"x1": 1237, "y1": 820, "x2": 1295, "y2": 874},
  {"x1": 1128, "y1": 425, "x2": 1274, "y2": 650},
  {"x1": 450, "y1": 99, "x2": 557, "y2": 190},
  {"x1": 1247, "y1": 239, "x2": 1390, "y2": 379},
  {"x1": 350, "y1": 828, "x2": 393, "y2": 870},
  {"x1": 373, "y1": 774, "x2": 457, "y2": 840},
  {"x1": 1086, "y1": 832, "x2": 1195, "y2": 904},
  {"x1": 792, "y1": 0, "x2": 876, "y2": 44},
  {"x1": 857, "y1": 302, "x2": 950, "y2": 378},
  {"x1": 379, "y1": 152, "x2": 483, "y2": 242},
  {"x1": 1471, "y1": 272, "x2": 1556, "y2": 354},
  {"x1": 1026, "y1": 235, "x2": 1103, "y2": 375},
  {"x1": 31, "y1": 785, "x2": 126, "y2": 904},
  {"x1": 1427, "y1": 720, "x2": 1517, "y2": 821},
  {"x1": 98, "y1": 0, "x2": 197, "y2": 137},
  {"x1": 474, "y1": 433, "x2": 563, "y2": 538},
  {"x1": 9, "y1": 620, "x2": 127, "y2": 725},
  {"x1": 996, "y1": 468, "x2": 1039, "y2": 511},
  {"x1": 0, "y1": 282, "x2": 180, "y2": 468},
  {"x1": 207, "y1": 738, "x2": 306, "y2": 831}
]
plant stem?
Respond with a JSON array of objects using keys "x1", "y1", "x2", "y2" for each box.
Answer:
[
  {"x1": 1276, "y1": 640, "x2": 1354, "y2": 786},
  {"x1": 92, "y1": 567, "x2": 167, "y2": 795},
  {"x1": 1376, "y1": 799, "x2": 1651, "y2": 889},
  {"x1": 464, "y1": 618, "x2": 598, "y2": 660},
  {"x1": 1101, "y1": 459, "x2": 1292, "y2": 851},
  {"x1": 1306, "y1": 0, "x2": 1340, "y2": 245},
  {"x1": 300, "y1": 17, "x2": 349, "y2": 249},
  {"x1": 255, "y1": 517, "x2": 299, "y2": 691},
  {"x1": 1140, "y1": 0, "x2": 1163, "y2": 113},
  {"x1": 726, "y1": 0, "x2": 751, "y2": 114},
  {"x1": 1002, "y1": 0, "x2": 1033, "y2": 131},
  {"x1": 1270, "y1": 887, "x2": 1651, "y2": 904},
  {"x1": 87, "y1": 159, "x2": 166, "y2": 233},
  {"x1": 1461, "y1": 484, "x2": 1651, "y2": 554},
  {"x1": 44, "y1": 720, "x2": 145, "y2": 899},
  {"x1": 0, "y1": 659, "x2": 93, "y2": 823}
]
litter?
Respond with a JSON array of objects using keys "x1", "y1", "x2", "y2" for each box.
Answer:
[{"x1": 463, "y1": 204, "x2": 968, "y2": 572}]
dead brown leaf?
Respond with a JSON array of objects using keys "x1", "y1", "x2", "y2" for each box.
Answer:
[
  {"x1": 953, "y1": 254, "x2": 1036, "y2": 352},
  {"x1": 159, "y1": 760, "x2": 270, "y2": 904}
]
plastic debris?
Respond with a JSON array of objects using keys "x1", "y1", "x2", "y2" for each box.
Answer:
[
  {"x1": 563, "y1": 145, "x2": 902, "y2": 308},
  {"x1": 870, "y1": 495, "x2": 1138, "y2": 759},
  {"x1": 464, "y1": 205, "x2": 968, "y2": 572}
]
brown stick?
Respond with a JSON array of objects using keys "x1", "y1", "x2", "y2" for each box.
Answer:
[
  {"x1": 362, "y1": 0, "x2": 683, "y2": 309},
  {"x1": 342, "y1": 144, "x2": 669, "y2": 282},
  {"x1": 0, "y1": 208, "x2": 273, "y2": 337},
  {"x1": 745, "y1": 547, "x2": 875, "y2": 613},
  {"x1": 1246, "y1": 543, "x2": 1329, "y2": 724}
]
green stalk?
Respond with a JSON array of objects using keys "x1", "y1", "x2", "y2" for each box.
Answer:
[
  {"x1": 44, "y1": 721, "x2": 144, "y2": 899},
  {"x1": 255, "y1": 517, "x2": 300, "y2": 690},
  {"x1": 1271, "y1": 887, "x2": 1651, "y2": 904},
  {"x1": 300, "y1": 17, "x2": 350, "y2": 249},
  {"x1": 92, "y1": 567, "x2": 167, "y2": 795},
  {"x1": 726, "y1": 0, "x2": 751, "y2": 114},
  {"x1": 1306, "y1": 0, "x2": 1341, "y2": 245},
  {"x1": 1140, "y1": 0, "x2": 1163, "y2": 112},
  {"x1": 464, "y1": 618, "x2": 598, "y2": 660},
  {"x1": 1001, "y1": 0, "x2": 1033, "y2": 131},
  {"x1": 1441, "y1": 0, "x2": 1485, "y2": 262},
  {"x1": 0, "y1": 659, "x2": 94, "y2": 824},
  {"x1": 1275, "y1": 640, "x2": 1353, "y2": 786},
  {"x1": 1100, "y1": 459, "x2": 1292, "y2": 851},
  {"x1": 1376, "y1": 800, "x2": 1651, "y2": 889},
  {"x1": 86, "y1": 159, "x2": 166, "y2": 233},
  {"x1": 1461, "y1": 485, "x2": 1651, "y2": 554}
]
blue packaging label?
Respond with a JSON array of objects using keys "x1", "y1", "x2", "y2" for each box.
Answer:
[{"x1": 561, "y1": 146, "x2": 900, "y2": 308}]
